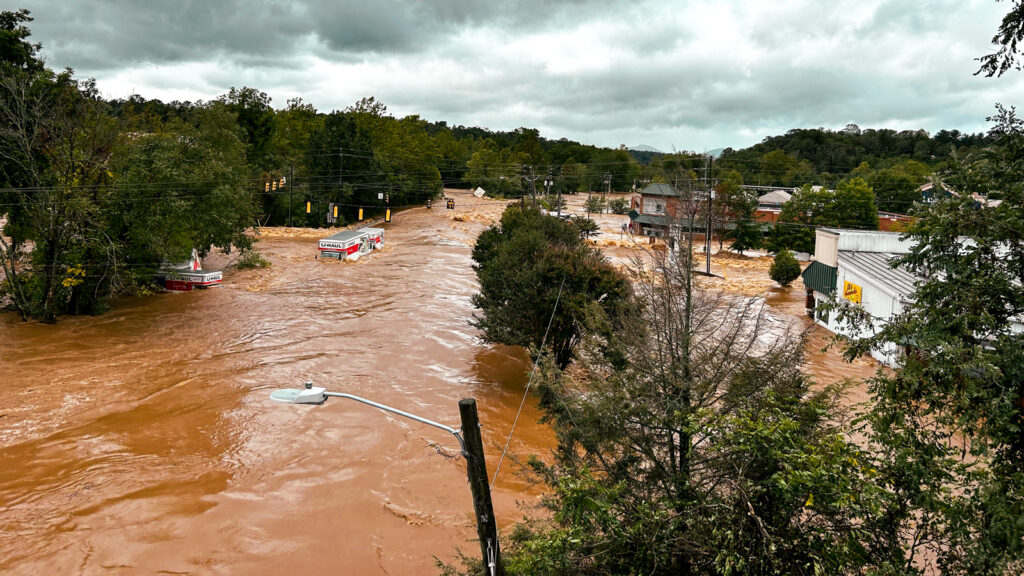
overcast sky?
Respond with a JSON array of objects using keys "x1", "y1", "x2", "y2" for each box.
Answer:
[{"x1": 18, "y1": 0, "x2": 1024, "y2": 151}]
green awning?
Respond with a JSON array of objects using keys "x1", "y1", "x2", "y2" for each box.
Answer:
[
  {"x1": 802, "y1": 261, "x2": 837, "y2": 294},
  {"x1": 631, "y1": 213, "x2": 672, "y2": 226}
]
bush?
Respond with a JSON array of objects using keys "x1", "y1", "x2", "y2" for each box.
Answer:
[
  {"x1": 608, "y1": 197, "x2": 629, "y2": 214},
  {"x1": 769, "y1": 249, "x2": 801, "y2": 287},
  {"x1": 236, "y1": 250, "x2": 271, "y2": 269},
  {"x1": 585, "y1": 196, "x2": 606, "y2": 214},
  {"x1": 570, "y1": 215, "x2": 601, "y2": 238}
]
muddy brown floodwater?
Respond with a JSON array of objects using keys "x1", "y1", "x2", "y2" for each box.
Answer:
[
  {"x1": 0, "y1": 189, "x2": 878, "y2": 575},
  {"x1": 0, "y1": 191, "x2": 553, "y2": 575}
]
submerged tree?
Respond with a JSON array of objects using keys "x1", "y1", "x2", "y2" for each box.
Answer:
[
  {"x1": 0, "y1": 10, "x2": 257, "y2": 321},
  {"x1": 471, "y1": 204, "x2": 632, "y2": 369}
]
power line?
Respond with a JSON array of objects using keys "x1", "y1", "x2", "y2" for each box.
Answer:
[{"x1": 490, "y1": 274, "x2": 566, "y2": 488}]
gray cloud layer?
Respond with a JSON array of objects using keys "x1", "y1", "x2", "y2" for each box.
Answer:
[{"x1": 20, "y1": 0, "x2": 1024, "y2": 150}]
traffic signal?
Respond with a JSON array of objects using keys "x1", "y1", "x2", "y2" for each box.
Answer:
[
  {"x1": 358, "y1": 208, "x2": 364, "y2": 220},
  {"x1": 385, "y1": 209, "x2": 391, "y2": 222},
  {"x1": 306, "y1": 201, "x2": 311, "y2": 214},
  {"x1": 446, "y1": 198, "x2": 455, "y2": 210},
  {"x1": 333, "y1": 205, "x2": 338, "y2": 218},
  {"x1": 426, "y1": 198, "x2": 432, "y2": 209}
]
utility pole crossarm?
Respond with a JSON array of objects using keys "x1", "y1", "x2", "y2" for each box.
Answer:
[{"x1": 323, "y1": 392, "x2": 466, "y2": 453}]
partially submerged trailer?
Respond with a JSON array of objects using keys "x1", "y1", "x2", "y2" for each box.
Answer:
[
  {"x1": 318, "y1": 228, "x2": 385, "y2": 261},
  {"x1": 361, "y1": 227, "x2": 384, "y2": 248},
  {"x1": 157, "y1": 249, "x2": 223, "y2": 291}
]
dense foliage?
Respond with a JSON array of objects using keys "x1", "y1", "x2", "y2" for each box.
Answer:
[
  {"x1": 499, "y1": 231, "x2": 882, "y2": 576},
  {"x1": 768, "y1": 178, "x2": 879, "y2": 253},
  {"x1": 470, "y1": 205, "x2": 632, "y2": 369},
  {"x1": 0, "y1": 11, "x2": 256, "y2": 321},
  {"x1": 769, "y1": 249, "x2": 801, "y2": 287},
  {"x1": 836, "y1": 104, "x2": 1024, "y2": 574}
]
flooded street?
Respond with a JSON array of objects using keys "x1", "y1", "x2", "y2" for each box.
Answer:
[
  {"x1": 0, "y1": 191, "x2": 551, "y2": 575},
  {"x1": 0, "y1": 190, "x2": 876, "y2": 574}
]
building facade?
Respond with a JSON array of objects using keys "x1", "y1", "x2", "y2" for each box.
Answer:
[{"x1": 801, "y1": 228, "x2": 917, "y2": 365}]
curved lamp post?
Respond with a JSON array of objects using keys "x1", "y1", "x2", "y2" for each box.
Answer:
[{"x1": 271, "y1": 382, "x2": 503, "y2": 576}]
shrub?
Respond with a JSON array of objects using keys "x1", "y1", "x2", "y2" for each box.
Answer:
[
  {"x1": 236, "y1": 250, "x2": 271, "y2": 269},
  {"x1": 585, "y1": 196, "x2": 606, "y2": 214},
  {"x1": 769, "y1": 249, "x2": 801, "y2": 287},
  {"x1": 608, "y1": 198, "x2": 629, "y2": 214}
]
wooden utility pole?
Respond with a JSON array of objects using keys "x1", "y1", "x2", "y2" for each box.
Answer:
[{"x1": 458, "y1": 398, "x2": 503, "y2": 576}]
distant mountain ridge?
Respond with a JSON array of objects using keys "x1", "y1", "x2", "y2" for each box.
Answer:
[{"x1": 629, "y1": 144, "x2": 663, "y2": 153}]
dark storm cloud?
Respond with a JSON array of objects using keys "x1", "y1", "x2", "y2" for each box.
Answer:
[
  {"x1": 22, "y1": 0, "x2": 620, "y2": 70},
  {"x1": 16, "y1": 0, "x2": 1024, "y2": 150}
]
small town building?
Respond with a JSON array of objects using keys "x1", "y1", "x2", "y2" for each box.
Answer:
[
  {"x1": 801, "y1": 228, "x2": 916, "y2": 365},
  {"x1": 628, "y1": 183, "x2": 710, "y2": 238},
  {"x1": 754, "y1": 189, "x2": 792, "y2": 223}
]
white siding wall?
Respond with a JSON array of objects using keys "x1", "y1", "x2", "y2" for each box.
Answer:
[
  {"x1": 642, "y1": 197, "x2": 666, "y2": 214},
  {"x1": 833, "y1": 229, "x2": 915, "y2": 254},
  {"x1": 814, "y1": 230, "x2": 839, "y2": 267},
  {"x1": 812, "y1": 266, "x2": 904, "y2": 366}
]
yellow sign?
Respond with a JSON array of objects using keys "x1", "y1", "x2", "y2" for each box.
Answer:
[{"x1": 843, "y1": 281, "x2": 862, "y2": 304}]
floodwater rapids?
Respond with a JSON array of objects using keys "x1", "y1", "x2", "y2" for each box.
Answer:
[
  {"x1": 0, "y1": 191, "x2": 877, "y2": 574},
  {"x1": 0, "y1": 197, "x2": 553, "y2": 575}
]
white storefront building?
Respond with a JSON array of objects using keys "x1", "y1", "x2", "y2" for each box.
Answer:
[{"x1": 801, "y1": 228, "x2": 918, "y2": 365}]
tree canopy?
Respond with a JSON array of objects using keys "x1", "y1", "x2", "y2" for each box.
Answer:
[{"x1": 470, "y1": 205, "x2": 632, "y2": 369}]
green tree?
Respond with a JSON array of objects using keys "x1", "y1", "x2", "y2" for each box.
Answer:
[
  {"x1": 729, "y1": 219, "x2": 763, "y2": 254},
  {"x1": 716, "y1": 170, "x2": 761, "y2": 252},
  {"x1": 0, "y1": 9, "x2": 42, "y2": 73},
  {"x1": 0, "y1": 61, "x2": 120, "y2": 320},
  {"x1": 305, "y1": 110, "x2": 378, "y2": 226},
  {"x1": 769, "y1": 179, "x2": 879, "y2": 252},
  {"x1": 111, "y1": 102, "x2": 255, "y2": 269},
  {"x1": 471, "y1": 205, "x2": 631, "y2": 369},
  {"x1": 977, "y1": 1, "x2": 1024, "y2": 76},
  {"x1": 842, "y1": 104, "x2": 1024, "y2": 574},
  {"x1": 760, "y1": 149, "x2": 797, "y2": 186},
  {"x1": 870, "y1": 167, "x2": 922, "y2": 214},
  {"x1": 607, "y1": 197, "x2": 629, "y2": 214},
  {"x1": 503, "y1": 236, "x2": 881, "y2": 575},
  {"x1": 769, "y1": 249, "x2": 801, "y2": 287},
  {"x1": 218, "y1": 86, "x2": 275, "y2": 171},
  {"x1": 569, "y1": 215, "x2": 599, "y2": 238},
  {"x1": 824, "y1": 177, "x2": 879, "y2": 228},
  {"x1": 463, "y1": 140, "x2": 526, "y2": 197}
]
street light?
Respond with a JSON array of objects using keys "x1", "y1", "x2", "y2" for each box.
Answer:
[{"x1": 270, "y1": 382, "x2": 503, "y2": 576}]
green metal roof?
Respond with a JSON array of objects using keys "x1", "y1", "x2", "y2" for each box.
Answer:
[
  {"x1": 802, "y1": 260, "x2": 837, "y2": 294},
  {"x1": 640, "y1": 183, "x2": 678, "y2": 197},
  {"x1": 630, "y1": 213, "x2": 672, "y2": 226}
]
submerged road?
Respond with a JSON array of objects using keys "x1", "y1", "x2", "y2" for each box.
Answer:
[{"x1": 0, "y1": 192, "x2": 552, "y2": 575}]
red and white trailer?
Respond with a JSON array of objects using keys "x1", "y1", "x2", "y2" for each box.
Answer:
[
  {"x1": 318, "y1": 228, "x2": 385, "y2": 261},
  {"x1": 361, "y1": 227, "x2": 385, "y2": 249},
  {"x1": 157, "y1": 249, "x2": 223, "y2": 291}
]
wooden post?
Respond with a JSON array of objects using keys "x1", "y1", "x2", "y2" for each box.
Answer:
[{"x1": 458, "y1": 398, "x2": 503, "y2": 576}]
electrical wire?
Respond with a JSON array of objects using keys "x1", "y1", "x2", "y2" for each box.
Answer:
[{"x1": 490, "y1": 274, "x2": 566, "y2": 489}]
